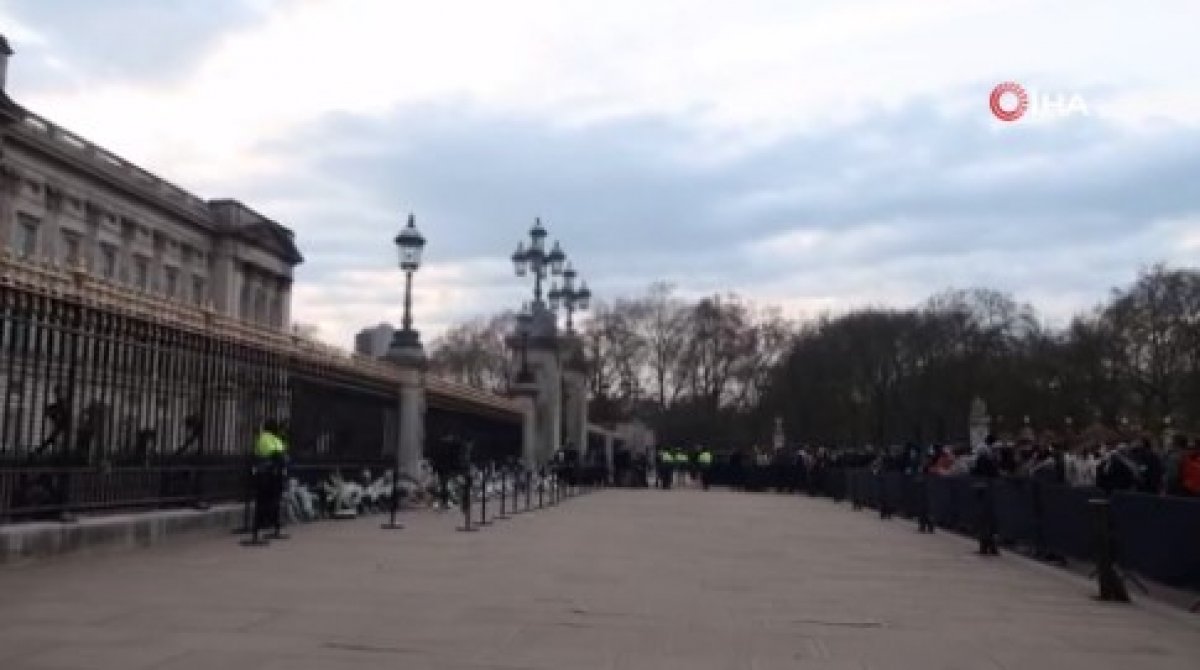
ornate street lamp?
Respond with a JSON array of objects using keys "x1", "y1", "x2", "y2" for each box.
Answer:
[
  {"x1": 511, "y1": 218, "x2": 565, "y2": 308},
  {"x1": 548, "y1": 262, "x2": 592, "y2": 332},
  {"x1": 392, "y1": 213, "x2": 426, "y2": 349}
]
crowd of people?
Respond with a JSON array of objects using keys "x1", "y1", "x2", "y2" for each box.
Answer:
[
  {"x1": 615, "y1": 432, "x2": 1200, "y2": 498},
  {"x1": 867, "y1": 433, "x2": 1200, "y2": 497}
]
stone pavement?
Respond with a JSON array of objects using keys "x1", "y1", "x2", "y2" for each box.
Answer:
[{"x1": 1, "y1": 489, "x2": 1198, "y2": 670}]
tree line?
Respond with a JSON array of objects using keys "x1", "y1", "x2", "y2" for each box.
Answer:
[{"x1": 428, "y1": 265, "x2": 1200, "y2": 450}]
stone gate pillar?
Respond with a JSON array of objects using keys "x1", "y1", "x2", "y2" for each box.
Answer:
[
  {"x1": 526, "y1": 345, "x2": 562, "y2": 463},
  {"x1": 396, "y1": 366, "x2": 424, "y2": 478},
  {"x1": 510, "y1": 390, "x2": 537, "y2": 467},
  {"x1": 386, "y1": 335, "x2": 426, "y2": 480}
]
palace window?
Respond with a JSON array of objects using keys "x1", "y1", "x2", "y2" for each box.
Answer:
[
  {"x1": 15, "y1": 213, "x2": 39, "y2": 258},
  {"x1": 253, "y1": 288, "x2": 266, "y2": 325},
  {"x1": 192, "y1": 275, "x2": 206, "y2": 306},
  {"x1": 164, "y1": 266, "x2": 179, "y2": 298},
  {"x1": 98, "y1": 243, "x2": 117, "y2": 279},
  {"x1": 133, "y1": 256, "x2": 149, "y2": 290},
  {"x1": 60, "y1": 231, "x2": 81, "y2": 267}
]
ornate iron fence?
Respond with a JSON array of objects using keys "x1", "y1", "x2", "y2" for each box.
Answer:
[{"x1": 0, "y1": 260, "x2": 400, "y2": 522}]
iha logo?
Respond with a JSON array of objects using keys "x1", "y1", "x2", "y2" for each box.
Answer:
[{"x1": 989, "y1": 81, "x2": 1089, "y2": 122}]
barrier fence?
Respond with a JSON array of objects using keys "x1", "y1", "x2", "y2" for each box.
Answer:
[{"x1": 824, "y1": 469, "x2": 1200, "y2": 594}]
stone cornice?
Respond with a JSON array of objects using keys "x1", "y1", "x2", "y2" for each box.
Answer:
[{"x1": 11, "y1": 112, "x2": 215, "y2": 234}]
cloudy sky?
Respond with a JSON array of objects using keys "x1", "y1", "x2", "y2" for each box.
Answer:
[{"x1": 2, "y1": 0, "x2": 1198, "y2": 346}]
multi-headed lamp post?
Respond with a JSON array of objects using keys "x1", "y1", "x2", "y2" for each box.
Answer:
[
  {"x1": 511, "y1": 218, "x2": 566, "y2": 308},
  {"x1": 548, "y1": 262, "x2": 591, "y2": 332},
  {"x1": 393, "y1": 213, "x2": 426, "y2": 348}
]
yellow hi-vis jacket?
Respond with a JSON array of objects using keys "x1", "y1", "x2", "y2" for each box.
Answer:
[{"x1": 254, "y1": 431, "x2": 285, "y2": 458}]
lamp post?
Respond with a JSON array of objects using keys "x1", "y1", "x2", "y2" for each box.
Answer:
[
  {"x1": 547, "y1": 262, "x2": 591, "y2": 332},
  {"x1": 391, "y1": 213, "x2": 426, "y2": 350},
  {"x1": 511, "y1": 218, "x2": 566, "y2": 310},
  {"x1": 382, "y1": 213, "x2": 425, "y2": 531}
]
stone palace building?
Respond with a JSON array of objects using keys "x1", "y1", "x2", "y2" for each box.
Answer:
[{"x1": 0, "y1": 35, "x2": 301, "y2": 329}]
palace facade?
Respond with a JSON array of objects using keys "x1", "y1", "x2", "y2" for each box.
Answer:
[{"x1": 0, "y1": 34, "x2": 301, "y2": 330}]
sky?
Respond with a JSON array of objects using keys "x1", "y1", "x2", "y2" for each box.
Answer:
[{"x1": 2, "y1": 0, "x2": 1198, "y2": 348}]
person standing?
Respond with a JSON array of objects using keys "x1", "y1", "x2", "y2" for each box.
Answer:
[
  {"x1": 248, "y1": 418, "x2": 285, "y2": 544},
  {"x1": 697, "y1": 447, "x2": 714, "y2": 490},
  {"x1": 674, "y1": 448, "x2": 690, "y2": 489},
  {"x1": 658, "y1": 448, "x2": 674, "y2": 490}
]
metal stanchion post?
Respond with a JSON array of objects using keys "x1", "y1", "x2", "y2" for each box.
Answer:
[
  {"x1": 1090, "y1": 498, "x2": 1129, "y2": 602},
  {"x1": 538, "y1": 468, "x2": 545, "y2": 508},
  {"x1": 497, "y1": 465, "x2": 509, "y2": 520},
  {"x1": 457, "y1": 471, "x2": 477, "y2": 532},
  {"x1": 512, "y1": 464, "x2": 521, "y2": 513},
  {"x1": 917, "y1": 476, "x2": 934, "y2": 533},
  {"x1": 479, "y1": 465, "x2": 492, "y2": 526},
  {"x1": 381, "y1": 469, "x2": 404, "y2": 530}
]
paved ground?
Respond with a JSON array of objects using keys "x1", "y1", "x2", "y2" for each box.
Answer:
[{"x1": 1, "y1": 489, "x2": 1198, "y2": 670}]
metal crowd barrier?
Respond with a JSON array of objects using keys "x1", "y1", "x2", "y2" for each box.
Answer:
[{"x1": 834, "y1": 469, "x2": 1200, "y2": 594}]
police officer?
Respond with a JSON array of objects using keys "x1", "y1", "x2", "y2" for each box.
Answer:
[
  {"x1": 674, "y1": 448, "x2": 690, "y2": 488},
  {"x1": 658, "y1": 448, "x2": 673, "y2": 490},
  {"x1": 249, "y1": 418, "x2": 285, "y2": 544},
  {"x1": 697, "y1": 447, "x2": 714, "y2": 490}
]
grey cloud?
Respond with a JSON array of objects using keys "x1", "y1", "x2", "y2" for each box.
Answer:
[
  {"x1": 240, "y1": 96, "x2": 1200, "y2": 318},
  {"x1": 1, "y1": 0, "x2": 277, "y2": 89}
]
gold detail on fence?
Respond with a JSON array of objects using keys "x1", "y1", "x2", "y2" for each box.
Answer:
[{"x1": 0, "y1": 251, "x2": 521, "y2": 414}]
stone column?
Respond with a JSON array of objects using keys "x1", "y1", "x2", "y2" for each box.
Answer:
[
  {"x1": 41, "y1": 186, "x2": 66, "y2": 263},
  {"x1": 0, "y1": 162, "x2": 18, "y2": 250},
  {"x1": 209, "y1": 239, "x2": 238, "y2": 317},
  {"x1": 118, "y1": 217, "x2": 136, "y2": 285},
  {"x1": 396, "y1": 366, "x2": 424, "y2": 479},
  {"x1": 562, "y1": 368, "x2": 588, "y2": 455},
  {"x1": 386, "y1": 334, "x2": 427, "y2": 482},
  {"x1": 278, "y1": 278, "x2": 293, "y2": 329},
  {"x1": 526, "y1": 346, "x2": 562, "y2": 464},
  {"x1": 509, "y1": 392, "x2": 538, "y2": 468}
]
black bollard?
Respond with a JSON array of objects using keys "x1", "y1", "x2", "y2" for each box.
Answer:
[
  {"x1": 457, "y1": 472, "x2": 477, "y2": 532},
  {"x1": 525, "y1": 468, "x2": 532, "y2": 511},
  {"x1": 538, "y1": 468, "x2": 545, "y2": 508},
  {"x1": 916, "y1": 477, "x2": 934, "y2": 533},
  {"x1": 1090, "y1": 498, "x2": 1129, "y2": 602},
  {"x1": 512, "y1": 465, "x2": 521, "y2": 513},
  {"x1": 381, "y1": 469, "x2": 404, "y2": 530},
  {"x1": 497, "y1": 466, "x2": 510, "y2": 520},
  {"x1": 974, "y1": 481, "x2": 999, "y2": 556},
  {"x1": 479, "y1": 467, "x2": 492, "y2": 526}
]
